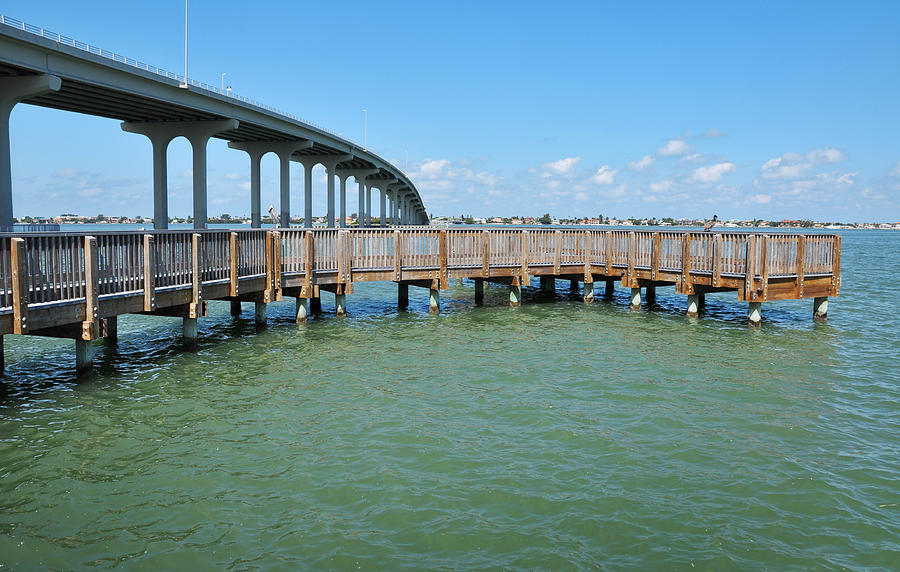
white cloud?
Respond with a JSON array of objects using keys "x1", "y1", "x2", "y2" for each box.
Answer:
[
  {"x1": 542, "y1": 157, "x2": 581, "y2": 176},
  {"x1": 689, "y1": 162, "x2": 736, "y2": 183},
  {"x1": 760, "y1": 146, "x2": 846, "y2": 181},
  {"x1": 890, "y1": 161, "x2": 900, "y2": 177},
  {"x1": 701, "y1": 128, "x2": 725, "y2": 139},
  {"x1": 658, "y1": 139, "x2": 694, "y2": 157},
  {"x1": 649, "y1": 180, "x2": 673, "y2": 193},
  {"x1": 748, "y1": 193, "x2": 771, "y2": 204},
  {"x1": 224, "y1": 173, "x2": 242, "y2": 180},
  {"x1": 54, "y1": 167, "x2": 82, "y2": 179},
  {"x1": 590, "y1": 165, "x2": 617, "y2": 185},
  {"x1": 575, "y1": 192, "x2": 589, "y2": 201},
  {"x1": 627, "y1": 155, "x2": 654, "y2": 171},
  {"x1": 417, "y1": 159, "x2": 450, "y2": 178}
]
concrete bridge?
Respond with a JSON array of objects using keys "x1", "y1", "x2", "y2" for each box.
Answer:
[
  {"x1": 0, "y1": 15, "x2": 426, "y2": 231},
  {"x1": 0, "y1": 227, "x2": 840, "y2": 376}
]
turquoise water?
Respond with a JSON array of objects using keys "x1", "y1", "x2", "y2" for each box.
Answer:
[{"x1": 1, "y1": 230, "x2": 898, "y2": 569}]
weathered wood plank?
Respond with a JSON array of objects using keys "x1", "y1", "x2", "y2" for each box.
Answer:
[{"x1": 11, "y1": 238, "x2": 28, "y2": 334}]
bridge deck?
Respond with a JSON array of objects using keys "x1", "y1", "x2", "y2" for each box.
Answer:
[{"x1": 0, "y1": 227, "x2": 841, "y2": 336}]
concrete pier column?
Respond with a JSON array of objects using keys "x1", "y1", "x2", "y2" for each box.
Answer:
[
  {"x1": 748, "y1": 302, "x2": 762, "y2": 327},
  {"x1": 474, "y1": 278, "x2": 484, "y2": 305},
  {"x1": 509, "y1": 284, "x2": 522, "y2": 307},
  {"x1": 105, "y1": 316, "x2": 118, "y2": 345},
  {"x1": 75, "y1": 339, "x2": 92, "y2": 378},
  {"x1": 398, "y1": 283, "x2": 409, "y2": 309},
  {"x1": 380, "y1": 188, "x2": 387, "y2": 227},
  {"x1": 584, "y1": 282, "x2": 594, "y2": 303},
  {"x1": 0, "y1": 75, "x2": 62, "y2": 229},
  {"x1": 365, "y1": 184, "x2": 372, "y2": 227},
  {"x1": 605, "y1": 279, "x2": 615, "y2": 299},
  {"x1": 124, "y1": 119, "x2": 238, "y2": 230},
  {"x1": 813, "y1": 297, "x2": 828, "y2": 322},
  {"x1": 339, "y1": 176, "x2": 347, "y2": 228},
  {"x1": 230, "y1": 300, "x2": 242, "y2": 316},
  {"x1": 646, "y1": 286, "x2": 656, "y2": 305},
  {"x1": 303, "y1": 162, "x2": 313, "y2": 228},
  {"x1": 630, "y1": 287, "x2": 642, "y2": 310},
  {"x1": 429, "y1": 288, "x2": 440, "y2": 313},
  {"x1": 254, "y1": 301, "x2": 266, "y2": 326},
  {"x1": 183, "y1": 317, "x2": 198, "y2": 352},
  {"x1": 228, "y1": 140, "x2": 311, "y2": 228},
  {"x1": 357, "y1": 179, "x2": 366, "y2": 226},
  {"x1": 296, "y1": 297, "x2": 309, "y2": 323},
  {"x1": 540, "y1": 277, "x2": 555, "y2": 293},
  {"x1": 248, "y1": 149, "x2": 264, "y2": 228},
  {"x1": 276, "y1": 150, "x2": 291, "y2": 228},
  {"x1": 335, "y1": 293, "x2": 347, "y2": 316},
  {"x1": 147, "y1": 134, "x2": 175, "y2": 229},
  {"x1": 326, "y1": 165, "x2": 336, "y2": 228},
  {"x1": 686, "y1": 294, "x2": 700, "y2": 317}
]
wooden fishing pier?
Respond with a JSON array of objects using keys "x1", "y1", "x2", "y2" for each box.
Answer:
[{"x1": 0, "y1": 228, "x2": 841, "y2": 376}]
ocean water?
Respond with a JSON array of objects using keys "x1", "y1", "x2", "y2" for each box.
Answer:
[{"x1": 0, "y1": 230, "x2": 897, "y2": 569}]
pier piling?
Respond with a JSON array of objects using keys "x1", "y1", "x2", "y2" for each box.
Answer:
[
  {"x1": 105, "y1": 316, "x2": 118, "y2": 345},
  {"x1": 474, "y1": 279, "x2": 484, "y2": 305},
  {"x1": 75, "y1": 339, "x2": 92, "y2": 378},
  {"x1": 687, "y1": 294, "x2": 700, "y2": 318},
  {"x1": 630, "y1": 288, "x2": 642, "y2": 310},
  {"x1": 509, "y1": 284, "x2": 521, "y2": 307},
  {"x1": 230, "y1": 301, "x2": 242, "y2": 317},
  {"x1": 605, "y1": 279, "x2": 615, "y2": 299},
  {"x1": 748, "y1": 302, "x2": 762, "y2": 327},
  {"x1": 429, "y1": 288, "x2": 440, "y2": 314},
  {"x1": 335, "y1": 294, "x2": 347, "y2": 316},
  {"x1": 398, "y1": 283, "x2": 409, "y2": 309},
  {"x1": 584, "y1": 282, "x2": 594, "y2": 304},
  {"x1": 254, "y1": 302, "x2": 266, "y2": 326},
  {"x1": 645, "y1": 286, "x2": 656, "y2": 305},
  {"x1": 295, "y1": 297, "x2": 309, "y2": 323},
  {"x1": 814, "y1": 297, "x2": 828, "y2": 322},
  {"x1": 183, "y1": 318, "x2": 198, "y2": 351}
]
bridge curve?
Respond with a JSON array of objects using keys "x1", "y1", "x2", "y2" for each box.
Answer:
[{"x1": 0, "y1": 15, "x2": 427, "y2": 229}]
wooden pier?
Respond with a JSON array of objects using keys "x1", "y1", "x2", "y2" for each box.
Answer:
[{"x1": 0, "y1": 228, "x2": 841, "y2": 376}]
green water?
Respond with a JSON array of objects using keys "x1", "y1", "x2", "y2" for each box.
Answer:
[{"x1": 1, "y1": 231, "x2": 898, "y2": 570}]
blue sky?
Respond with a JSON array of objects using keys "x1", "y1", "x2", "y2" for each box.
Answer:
[{"x1": 5, "y1": 1, "x2": 899, "y2": 221}]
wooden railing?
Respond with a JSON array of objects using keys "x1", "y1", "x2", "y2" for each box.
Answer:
[{"x1": 0, "y1": 229, "x2": 842, "y2": 316}]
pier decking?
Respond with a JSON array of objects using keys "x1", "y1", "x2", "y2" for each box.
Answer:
[{"x1": 0, "y1": 228, "x2": 841, "y2": 376}]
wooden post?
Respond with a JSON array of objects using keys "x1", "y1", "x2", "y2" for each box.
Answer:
[
  {"x1": 796, "y1": 234, "x2": 806, "y2": 298},
  {"x1": 651, "y1": 232, "x2": 661, "y2": 281},
  {"x1": 105, "y1": 316, "x2": 118, "y2": 344},
  {"x1": 760, "y1": 235, "x2": 769, "y2": 302},
  {"x1": 712, "y1": 234, "x2": 723, "y2": 288},
  {"x1": 337, "y1": 230, "x2": 347, "y2": 286},
  {"x1": 393, "y1": 229, "x2": 402, "y2": 281},
  {"x1": 303, "y1": 231, "x2": 314, "y2": 297},
  {"x1": 82, "y1": 236, "x2": 99, "y2": 341},
  {"x1": 143, "y1": 234, "x2": 156, "y2": 311},
  {"x1": 554, "y1": 230, "x2": 562, "y2": 274},
  {"x1": 605, "y1": 231, "x2": 612, "y2": 276},
  {"x1": 191, "y1": 233, "x2": 203, "y2": 319},
  {"x1": 10, "y1": 238, "x2": 28, "y2": 334},
  {"x1": 272, "y1": 231, "x2": 283, "y2": 301},
  {"x1": 520, "y1": 230, "x2": 529, "y2": 284},
  {"x1": 265, "y1": 231, "x2": 277, "y2": 302},
  {"x1": 229, "y1": 232, "x2": 240, "y2": 297},
  {"x1": 626, "y1": 231, "x2": 636, "y2": 288},
  {"x1": 743, "y1": 235, "x2": 756, "y2": 301},
  {"x1": 429, "y1": 287, "x2": 440, "y2": 314},
  {"x1": 583, "y1": 230, "x2": 592, "y2": 283},
  {"x1": 481, "y1": 230, "x2": 490, "y2": 277},
  {"x1": 831, "y1": 234, "x2": 841, "y2": 296},
  {"x1": 398, "y1": 282, "x2": 409, "y2": 309},
  {"x1": 439, "y1": 230, "x2": 448, "y2": 289},
  {"x1": 682, "y1": 233, "x2": 693, "y2": 295}
]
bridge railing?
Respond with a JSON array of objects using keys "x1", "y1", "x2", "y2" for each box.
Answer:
[{"x1": 0, "y1": 229, "x2": 842, "y2": 320}]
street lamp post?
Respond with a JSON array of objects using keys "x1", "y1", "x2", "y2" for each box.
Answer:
[
  {"x1": 362, "y1": 109, "x2": 367, "y2": 151},
  {"x1": 221, "y1": 73, "x2": 226, "y2": 92}
]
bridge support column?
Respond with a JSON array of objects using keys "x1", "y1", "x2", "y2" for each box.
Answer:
[
  {"x1": 630, "y1": 287, "x2": 642, "y2": 310},
  {"x1": 380, "y1": 188, "x2": 387, "y2": 227},
  {"x1": 339, "y1": 176, "x2": 347, "y2": 228},
  {"x1": 748, "y1": 302, "x2": 762, "y2": 327},
  {"x1": 0, "y1": 75, "x2": 62, "y2": 229},
  {"x1": 605, "y1": 279, "x2": 615, "y2": 299},
  {"x1": 230, "y1": 300, "x2": 242, "y2": 316},
  {"x1": 365, "y1": 184, "x2": 372, "y2": 227},
  {"x1": 540, "y1": 277, "x2": 555, "y2": 293},
  {"x1": 429, "y1": 288, "x2": 440, "y2": 314},
  {"x1": 255, "y1": 302, "x2": 267, "y2": 326},
  {"x1": 646, "y1": 286, "x2": 656, "y2": 305},
  {"x1": 75, "y1": 339, "x2": 92, "y2": 378},
  {"x1": 326, "y1": 165, "x2": 336, "y2": 228},
  {"x1": 183, "y1": 317, "x2": 199, "y2": 351},
  {"x1": 296, "y1": 297, "x2": 309, "y2": 323},
  {"x1": 584, "y1": 281, "x2": 594, "y2": 303},
  {"x1": 474, "y1": 279, "x2": 484, "y2": 305},
  {"x1": 813, "y1": 297, "x2": 828, "y2": 322},
  {"x1": 304, "y1": 162, "x2": 314, "y2": 228},
  {"x1": 335, "y1": 293, "x2": 347, "y2": 316},
  {"x1": 229, "y1": 140, "x2": 311, "y2": 228},
  {"x1": 398, "y1": 283, "x2": 409, "y2": 309},
  {"x1": 124, "y1": 119, "x2": 238, "y2": 230},
  {"x1": 686, "y1": 294, "x2": 699, "y2": 318},
  {"x1": 105, "y1": 316, "x2": 118, "y2": 345},
  {"x1": 509, "y1": 284, "x2": 521, "y2": 307}
]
